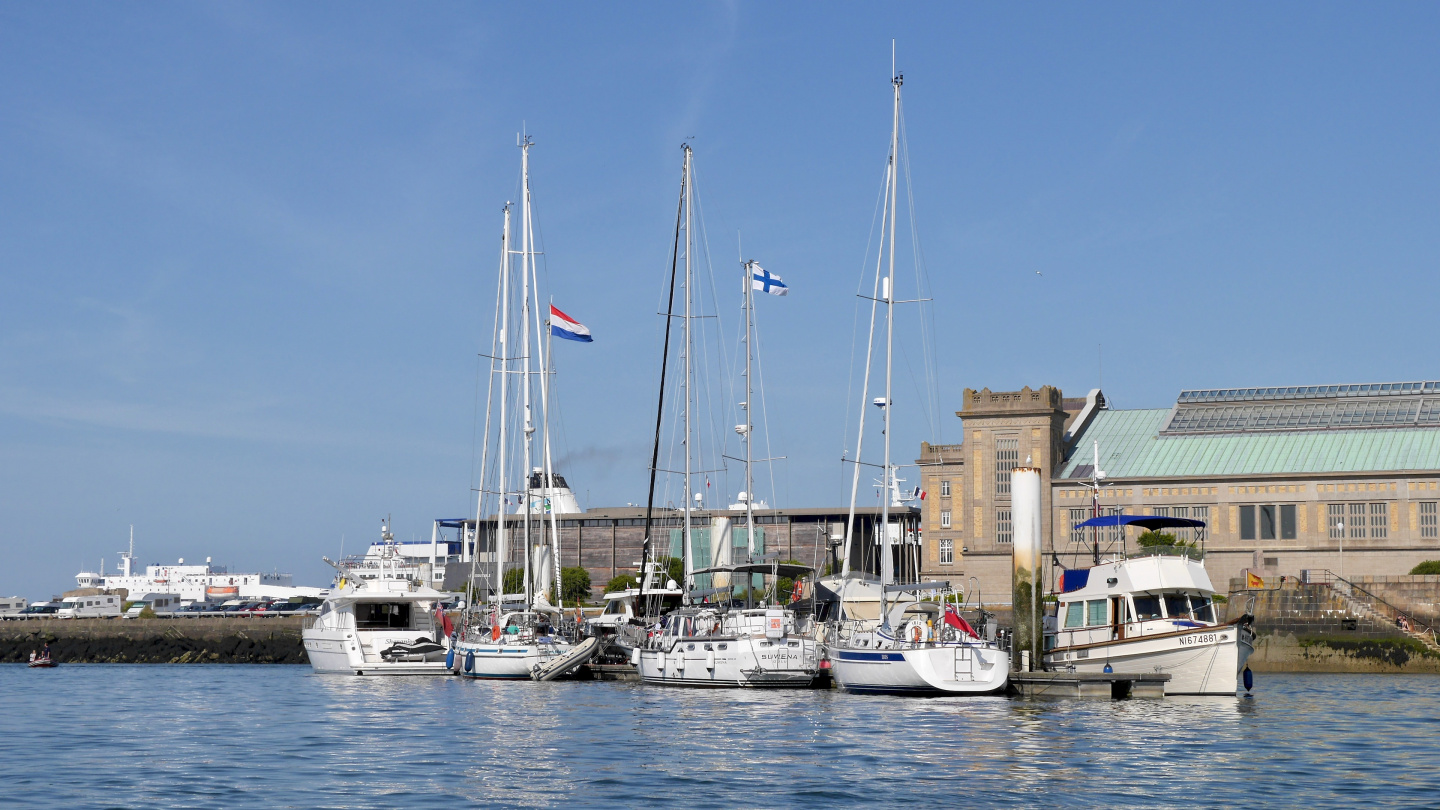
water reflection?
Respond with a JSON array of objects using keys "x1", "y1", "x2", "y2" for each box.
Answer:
[{"x1": 2, "y1": 665, "x2": 1438, "y2": 808}]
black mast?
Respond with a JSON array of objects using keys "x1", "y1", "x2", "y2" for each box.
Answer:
[{"x1": 639, "y1": 148, "x2": 688, "y2": 612}]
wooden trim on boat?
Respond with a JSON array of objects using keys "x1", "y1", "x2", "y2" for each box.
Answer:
[{"x1": 1049, "y1": 618, "x2": 1249, "y2": 654}]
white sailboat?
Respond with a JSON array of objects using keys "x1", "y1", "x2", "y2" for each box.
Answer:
[
  {"x1": 453, "y1": 135, "x2": 577, "y2": 680},
  {"x1": 634, "y1": 145, "x2": 821, "y2": 688},
  {"x1": 825, "y1": 67, "x2": 1011, "y2": 696}
]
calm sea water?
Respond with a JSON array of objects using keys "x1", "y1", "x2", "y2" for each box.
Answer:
[{"x1": 2, "y1": 666, "x2": 1438, "y2": 808}]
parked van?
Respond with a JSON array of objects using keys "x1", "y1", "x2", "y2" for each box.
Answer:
[
  {"x1": 56, "y1": 595, "x2": 122, "y2": 619},
  {"x1": 122, "y1": 593, "x2": 182, "y2": 619},
  {"x1": 0, "y1": 597, "x2": 28, "y2": 619}
]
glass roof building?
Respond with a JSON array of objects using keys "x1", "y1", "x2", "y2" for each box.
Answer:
[{"x1": 919, "y1": 382, "x2": 1440, "y2": 605}]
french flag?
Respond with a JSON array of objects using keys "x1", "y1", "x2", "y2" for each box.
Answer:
[{"x1": 549, "y1": 305, "x2": 593, "y2": 343}]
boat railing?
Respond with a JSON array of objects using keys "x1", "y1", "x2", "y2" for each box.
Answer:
[{"x1": 1123, "y1": 545, "x2": 1204, "y2": 562}]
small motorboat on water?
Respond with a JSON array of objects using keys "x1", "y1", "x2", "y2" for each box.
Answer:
[
  {"x1": 1044, "y1": 514, "x2": 1255, "y2": 695},
  {"x1": 28, "y1": 649, "x2": 57, "y2": 668}
]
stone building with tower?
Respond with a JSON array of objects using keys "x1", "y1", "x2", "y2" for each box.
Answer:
[{"x1": 919, "y1": 381, "x2": 1440, "y2": 604}]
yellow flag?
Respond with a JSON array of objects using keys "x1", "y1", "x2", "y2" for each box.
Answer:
[{"x1": 1246, "y1": 571, "x2": 1264, "y2": 589}]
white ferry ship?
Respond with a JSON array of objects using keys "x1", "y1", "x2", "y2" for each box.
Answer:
[{"x1": 74, "y1": 528, "x2": 320, "y2": 603}]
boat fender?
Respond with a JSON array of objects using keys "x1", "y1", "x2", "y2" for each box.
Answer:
[
  {"x1": 446, "y1": 648, "x2": 455, "y2": 670},
  {"x1": 464, "y1": 651, "x2": 475, "y2": 674},
  {"x1": 1243, "y1": 667, "x2": 1254, "y2": 693},
  {"x1": 705, "y1": 649, "x2": 716, "y2": 670},
  {"x1": 1103, "y1": 663, "x2": 1113, "y2": 674},
  {"x1": 630, "y1": 648, "x2": 641, "y2": 667}
]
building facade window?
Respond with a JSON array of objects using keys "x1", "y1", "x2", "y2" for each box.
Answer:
[
  {"x1": 1240, "y1": 504, "x2": 1298, "y2": 540},
  {"x1": 995, "y1": 438, "x2": 1019, "y2": 496},
  {"x1": 996, "y1": 509, "x2": 1013, "y2": 544},
  {"x1": 1335, "y1": 502, "x2": 1390, "y2": 539},
  {"x1": 1349, "y1": 503, "x2": 1367, "y2": 539},
  {"x1": 939, "y1": 538, "x2": 954, "y2": 565},
  {"x1": 1421, "y1": 502, "x2": 1438, "y2": 539},
  {"x1": 940, "y1": 480, "x2": 951, "y2": 498},
  {"x1": 940, "y1": 510, "x2": 952, "y2": 529},
  {"x1": 1070, "y1": 508, "x2": 1089, "y2": 546}
]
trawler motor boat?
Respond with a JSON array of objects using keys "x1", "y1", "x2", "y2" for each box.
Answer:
[{"x1": 1043, "y1": 515, "x2": 1255, "y2": 695}]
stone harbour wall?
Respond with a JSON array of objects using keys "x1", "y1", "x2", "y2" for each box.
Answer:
[
  {"x1": 0, "y1": 617, "x2": 307, "y2": 664},
  {"x1": 1227, "y1": 581, "x2": 1440, "y2": 673}
]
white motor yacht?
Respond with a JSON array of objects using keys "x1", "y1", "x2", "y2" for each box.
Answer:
[
  {"x1": 1043, "y1": 515, "x2": 1255, "y2": 695},
  {"x1": 301, "y1": 553, "x2": 454, "y2": 676}
]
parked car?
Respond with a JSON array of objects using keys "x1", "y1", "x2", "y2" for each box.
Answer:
[
  {"x1": 171, "y1": 602, "x2": 210, "y2": 617},
  {"x1": 234, "y1": 601, "x2": 271, "y2": 616}
]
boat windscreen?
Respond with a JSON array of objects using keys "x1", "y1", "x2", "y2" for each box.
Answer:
[
  {"x1": 1132, "y1": 595, "x2": 1163, "y2": 621},
  {"x1": 1164, "y1": 593, "x2": 1191, "y2": 620}
]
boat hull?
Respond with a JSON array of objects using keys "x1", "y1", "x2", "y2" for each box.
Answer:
[
  {"x1": 453, "y1": 640, "x2": 573, "y2": 680},
  {"x1": 1044, "y1": 624, "x2": 1253, "y2": 695},
  {"x1": 830, "y1": 644, "x2": 1010, "y2": 695},
  {"x1": 302, "y1": 628, "x2": 451, "y2": 676},
  {"x1": 637, "y1": 637, "x2": 819, "y2": 688}
]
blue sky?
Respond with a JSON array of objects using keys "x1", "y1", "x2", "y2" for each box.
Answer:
[{"x1": 3, "y1": 3, "x2": 1438, "y2": 596}]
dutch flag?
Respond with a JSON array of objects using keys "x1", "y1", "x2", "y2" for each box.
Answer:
[{"x1": 549, "y1": 305, "x2": 593, "y2": 343}]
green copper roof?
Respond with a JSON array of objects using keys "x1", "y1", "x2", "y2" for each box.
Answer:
[{"x1": 1059, "y1": 408, "x2": 1440, "y2": 480}]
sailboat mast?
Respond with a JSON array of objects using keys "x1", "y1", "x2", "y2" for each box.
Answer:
[
  {"x1": 840, "y1": 170, "x2": 891, "y2": 581},
  {"x1": 744, "y1": 260, "x2": 755, "y2": 566},
  {"x1": 639, "y1": 155, "x2": 687, "y2": 610},
  {"x1": 537, "y1": 295, "x2": 563, "y2": 611},
  {"x1": 879, "y1": 70, "x2": 902, "y2": 616},
  {"x1": 519, "y1": 135, "x2": 535, "y2": 609},
  {"x1": 495, "y1": 204, "x2": 513, "y2": 604},
  {"x1": 682, "y1": 143, "x2": 695, "y2": 603},
  {"x1": 470, "y1": 204, "x2": 506, "y2": 615}
]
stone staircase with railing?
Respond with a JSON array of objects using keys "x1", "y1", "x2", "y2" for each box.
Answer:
[
  {"x1": 1229, "y1": 572, "x2": 1440, "y2": 654},
  {"x1": 1325, "y1": 574, "x2": 1440, "y2": 655}
]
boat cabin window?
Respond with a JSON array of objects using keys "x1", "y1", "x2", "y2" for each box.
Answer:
[
  {"x1": 1064, "y1": 602, "x2": 1084, "y2": 629},
  {"x1": 1190, "y1": 595, "x2": 1215, "y2": 623},
  {"x1": 1132, "y1": 595, "x2": 1163, "y2": 621},
  {"x1": 355, "y1": 602, "x2": 412, "y2": 629},
  {"x1": 1086, "y1": 600, "x2": 1108, "y2": 627},
  {"x1": 1163, "y1": 594, "x2": 1191, "y2": 620},
  {"x1": 603, "y1": 600, "x2": 626, "y2": 615}
]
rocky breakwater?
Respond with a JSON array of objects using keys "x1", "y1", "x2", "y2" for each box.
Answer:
[{"x1": 1, "y1": 617, "x2": 307, "y2": 664}]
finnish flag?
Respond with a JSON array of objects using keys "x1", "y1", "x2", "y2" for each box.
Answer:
[
  {"x1": 751, "y1": 265, "x2": 788, "y2": 296},
  {"x1": 549, "y1": 305, "x2": 593, "y2": 343}
]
